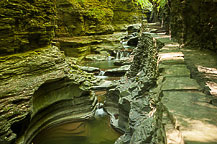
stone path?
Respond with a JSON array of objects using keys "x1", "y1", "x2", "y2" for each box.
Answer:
[{"x1": 155, "y1": 36, "x2": 217, "y2": 144}]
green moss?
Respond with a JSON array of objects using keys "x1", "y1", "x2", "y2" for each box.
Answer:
[
  {"x1": 0, "y1": 0, "x2": 56, "y2": 55},
  {"x1": 56, "y1": 0, "x2": 144, "y2": 36}
]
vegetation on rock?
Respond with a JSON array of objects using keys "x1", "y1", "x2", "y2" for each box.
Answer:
[{"x1": 56, "y1": 0, "x2": 144, "y2": 36}]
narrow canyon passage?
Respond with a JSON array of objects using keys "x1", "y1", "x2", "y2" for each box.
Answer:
[{"x1": 0, "y1": 0, "x2": 217, "y2": 144}]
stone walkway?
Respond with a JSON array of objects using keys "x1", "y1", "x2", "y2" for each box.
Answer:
[{"x1": 155, "y1": 35, "x2": 217, "y2": 144}]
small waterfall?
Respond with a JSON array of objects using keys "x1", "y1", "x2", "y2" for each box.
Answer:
[
  {"x1": 98, "y1": 71, "x2": 105, "y2": 76},
  {"x1": 95, "y1": 103, "x2": 107, "y2": 118},
  {"x1": 126, "y1": 53, "x2": 130, "y2": 57},
  {"x1": 120, "y1": 51, "x2": 124, "y2": 59},
  {"x1": 116, "y1": 51, "x2": 120, "y2": 60},
  {"x1": 108, "y1": 56, "x2": 112, "y2": 61},
  {"x1": 122, "y1": 41, "x2": 130, "y2": 49},
  {"x1": 115, "y1": 50, "x2": 131, "y2": 60},
  {"x1": 122, "y1": 41, "x2": 128, "y2": 45}
]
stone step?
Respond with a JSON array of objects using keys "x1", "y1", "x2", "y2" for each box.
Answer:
[
  {"x1": 160, "y1": 47, "x2": 181, "y2": 53},
  {"x1": 162, "y1": 91, "x2": 217, "y2": 144},
  {"x1": 162, "y1": 77, "x2": 201, "y2": 91},
  {"x1": 160, "y1": 65, "x2": 191, "y2": 77},
  {"x1": 155, "y1": 28, "x2": 217, "y2": 144},
  {"x1": 159, "y1": 51, "x2": 185, "y2": 65},
  {"x1": 159, "y1": 52, "x2": 184, "y2": 60}
]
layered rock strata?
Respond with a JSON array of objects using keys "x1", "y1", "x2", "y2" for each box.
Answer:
[
  {"x1": 0, "y1": 45, "x2": 98, "y2": 144},
  {"x1": 105, "y1": 32, "x2": 166, "y2": 144},
  {"x1": 0, "y1": 0, "x2": 98, "y2": 144},
  {"x1": 56, "y1": 0, "x2": 144, "y2": 36},
  {"x1": 162, "y1": 0, "x2": 217, "y2": 51},
  {"x1": 0, "y1": 0, "x2": 56, "y2": 55},
  {"x1": 106, "y1": 24, "x2": 217, "y2": 144}
]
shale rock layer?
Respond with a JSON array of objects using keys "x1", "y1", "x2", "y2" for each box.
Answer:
[{"x1": 0, "y1": 0, "x2": 56, "y2": 55}]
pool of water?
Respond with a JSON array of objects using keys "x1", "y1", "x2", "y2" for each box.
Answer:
[
  {"x1": 82, "y1": 60, "x2": 118, "y2": 70},
  {"x1": 33, "y1": 116, "x2": 121, "y2": 144},
  {"x1": 32, "y1": 59, "x2": 124, "y2": 144}
]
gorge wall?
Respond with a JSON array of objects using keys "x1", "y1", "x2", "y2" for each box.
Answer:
[
  {"x1": 105, "y1": 32, "x2": 166, "y2": 144},
  {"x1": 0, "y1": 0, "x2": 144, "y2": 144},
  {"x1": 55, "y1": 0, "x2": 144, "y2": 36},
  {"x1": 0, "y1": 0, "x2": 56, "y2": 55},
  {"x1": 0, "y1": 0, "x2": 98, "y2": 144},
  {"x1": 161, "y1": 0, "x2": 217, "y2": 52}
]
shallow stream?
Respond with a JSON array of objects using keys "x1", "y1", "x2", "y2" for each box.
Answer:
[
  {"x1": 32, "y1": 34, "x2": 134, "y2": 144},
  {"x1": 33, "y1": 59, "x2": 125, "y2": 144},
  {"x1": 33, "y1": 116, "x2": 120, "y2": 144}
]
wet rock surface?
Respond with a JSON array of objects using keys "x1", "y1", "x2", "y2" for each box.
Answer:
[
  {"x1": 78, "y1": 66, "x2": 100, "y2": 74},
  {"x1": 127, "y1": 24, "x2": 141, "y2": 35},
  {"x1": 85, "y1": 54, "x2": 109, "y2": 61},
  {"x1": 54, "y1": 32, "x2": 128, "y2": 60},
  {"x1": 0, "y1": 46, "x2": 99, "y2": 144},
  {"x1": 104, "y1": 65, "x2": 130, "y2": 77},
  {"x1": 127, "y1": 36, "x2": 139, "y2": 47},
  {"x1": 92, "y1": 80, "x2": 114, "y2": 90},
  {"x1": 113, "y1": 58, "x2": 132, "y2": 66},
  {"x1": 105, "y1": 23, "x2": 217, "y2": 144},
  {"x1": 56, "y1": 0, "x2": 144, "y2": 36},
  {"x1": 105, "y1": 32, "x2": 166, "y2": 144}
]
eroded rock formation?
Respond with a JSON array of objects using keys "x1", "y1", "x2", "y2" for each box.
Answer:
[
  {"x1": 0, "y1": 0, "x2": 98, "y2": 143},
  {"x1": 161, "y1": 0, "x2": 217, "y2": 51},
  {"x1": 105, "y1": 32, "x2": 166, "y2": 144},
  {"x1": 55, "y1": 0, "x2": 144, "y2": 36},
  {"x1": 0, "y1": 0, "x2": 56, "y2": 55}
]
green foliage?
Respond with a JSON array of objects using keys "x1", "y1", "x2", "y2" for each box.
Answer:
[
  {"x1": 135, "y1": 0, "x2": 168, "y2": 10},
  {"x1": 87, "y1": 7, "x2": 108, "y2": 21},
  {"x1": 154, "y1": 0, "x2": 168, "y2": 10},
  {"x1": 135, "y1": 0, "x2": 152, "y2": 10},
  {"x1": 77, "y1": 0, "x2": 86, "y2": 2}
]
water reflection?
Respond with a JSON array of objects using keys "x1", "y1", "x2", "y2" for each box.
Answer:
[
  {"x1": 33, "y1": 116, "x2": 121, "y2": 144},
  {"x1": 82, "y1": 60, "x2": 118, "y2": 70}
]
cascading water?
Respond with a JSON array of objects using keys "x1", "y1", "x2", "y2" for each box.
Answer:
[
  {"x1": 115, "y1": 50, "x2": 131, "y2": 60},
  {"x1": 95, "y1": 103, "x2": 107, "y2": 118},
  {"x1": 116, "y1": 51, "x2": 120, "y2": 60},
  {"x1": 98, "y1": 71, "x2": 105, "y2": 76},
  {"x1": 114, "y1": 40, "x2": 134, "y2": 60},
  {"x1": 120, "y1": 52, "x2": 124, "y2": 59},
  {"x1": 122, "y1": 41, "x2": 131, "y2": 49},
  {"x1": 126, "y1": 53, "x2": 130, "y2": 57},
  {"x1": 108, "y1": 56, "x2": 112, "y2": 61}
]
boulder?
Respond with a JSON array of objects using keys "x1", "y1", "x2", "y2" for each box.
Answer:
[
  {"x1": 92, "y1": 80, "x2": 114, "y2": 90},
  {"x1": 78, "y1": 66, "x2": 100, "y2": 74},
  {"x1": 127, "y1": 24, "x2": 141, "y2": 35},
  {"x1": 127, "y1": 36, "x2": 139, "y2": 47}
]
